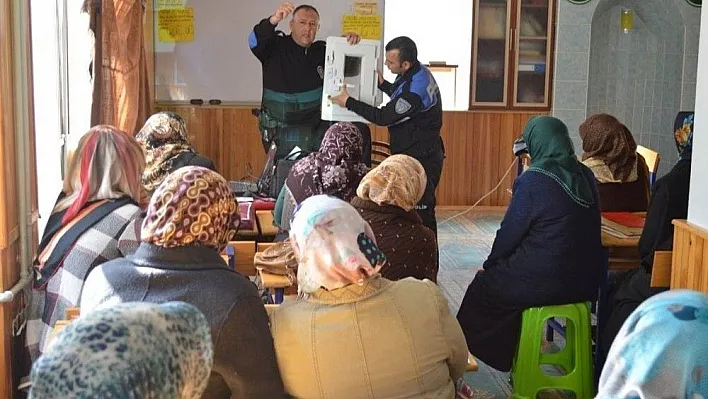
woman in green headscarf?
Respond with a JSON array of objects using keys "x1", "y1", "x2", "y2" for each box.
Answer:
[{"x1": 456, "y1": 116, "x2": 603, "y2": 372}]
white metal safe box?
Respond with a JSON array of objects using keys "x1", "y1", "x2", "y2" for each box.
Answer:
[{"x1": 321, "y1": 37, "x2": 383, "y2": 123}]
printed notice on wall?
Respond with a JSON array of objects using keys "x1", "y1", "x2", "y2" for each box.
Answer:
[
  {"x1": 158, "y1": 8, "x2": 194, "y2": 42},
  {"x1": 353, "y1": 1, "x2": 377, "y2": 15},
  {"x1": 341, "y1": 15, "x2": 381, "y2": 40},
  {"x1": 156, "y1": 0, "x2": 183, "y2": 9}
]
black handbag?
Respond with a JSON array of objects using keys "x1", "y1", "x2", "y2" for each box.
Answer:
[{"x1": 269, "y1": 150, "x2": 308, "y2": 198}]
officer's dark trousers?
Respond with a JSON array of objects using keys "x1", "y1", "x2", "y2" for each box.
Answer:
[{"x1": 415, "y1": 146, "x2": 445, "y2": 237}]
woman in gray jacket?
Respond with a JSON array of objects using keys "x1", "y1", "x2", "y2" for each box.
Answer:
[{"x1": 81, "y1": 166, "x2": 286, "y2": 399}]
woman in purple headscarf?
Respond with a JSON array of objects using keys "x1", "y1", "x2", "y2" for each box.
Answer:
[{"x1": 274, "y1": 122, "x2": 369, "y2": 231}]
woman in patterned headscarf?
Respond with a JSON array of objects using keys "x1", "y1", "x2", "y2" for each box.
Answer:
[
  {"x1": 81, "y1": 166, "x2": 287, "y2": 398},
  {"x1": 274, "y1": 122, "x2": 368, "y2": 231},
  {"x1": 29, "y1": 302, "x2": 213, "y2": 399},
  {"x1": 579, "y1": 113, "x2": 650, "y2": 211},
  {"x1": 351, "y1": 154, "x2": 438, "y2": 282},
  {"x1": 269, "y1": 195, "x2": 468, "y2": 399},
  {"x1": 597, "y1": 290, "x2": 708, "y2": 398},
  {"x1": 26, "y1": 125, "x2": 145, "y2": 361},
  {"x1": 601, "y1": 112, "x2": 695, "y2": 361},
  {"x1": 136, "y1": 112, "x2": 216, "y2": 195}
]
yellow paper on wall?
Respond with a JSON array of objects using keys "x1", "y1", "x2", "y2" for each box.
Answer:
[
  {"x1": 158, "y1": 8, "x2": 194, "y2": 42},
  {"x1": 156, "y1": 0, "x2": 183, "y2": 9},
  {"x1": 341, "y1": 15, "x2": 381, "y2": 40},
  {"x1": 353, "y1": 1, "x2": 377, "y2": 15}
]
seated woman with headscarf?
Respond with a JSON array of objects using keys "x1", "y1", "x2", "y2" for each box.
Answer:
[
  {"x1": 269, "y1": 195, "x2": 468, "y2": 399},
  {"x1": 351, "y1": 154, "x2": 438, "y2": 282},
  {"x1": 579, "y1": 113, "x2": 650, "y2": 211},
  {"x1": 456, "y1": 116, "x2": 603, "y2": 372},
  {"x1": 601, "y1": 112, "x2": 694, "y2": 358},
  {"x1": 273, "y1": 122, "x2": 368, "y2": 231},
  {"x1": 81, "y1": 166, "x2": 286, "y2": 399},
  {"x1": 597, "y1": 290, "x2": 708, "y2": 398},
  {"x1": 25, "y1": 125, "x2": 145, "y2": 361},
  {"x1": 29, "y1": 302, "x2": 213, "y2": 399},
  {"x1": 136, "y1": 111, "x2": 216, "y2": 196}
]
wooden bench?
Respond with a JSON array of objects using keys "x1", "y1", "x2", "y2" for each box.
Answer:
[
  {"x1": 47, "y1": 307, "x2": 81, "y2": 345},
  {"x1": 225, "y1": 241, "x2": 257, "y2": 276},
  {"x1": 258, "y1": 268, "x2": 293, "y2": 304},
  {"x1": 650, "y1": 250, "x2": 672, "y2": 288},
  {"x1": 256, "y1": 210, "x2": 278, "y2": 237}
]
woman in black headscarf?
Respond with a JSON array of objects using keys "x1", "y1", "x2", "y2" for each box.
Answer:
[{"x1": 601, "y1": 111, "x2": 695, "y2": 358}]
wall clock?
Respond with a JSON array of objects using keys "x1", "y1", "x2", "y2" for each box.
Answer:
[{"x1": 686, "y1": 0, "x2": 701, "y2": 7}]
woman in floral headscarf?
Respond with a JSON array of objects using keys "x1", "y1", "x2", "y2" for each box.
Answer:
[
  {"x1": 136, "y1": 112, "x2": 216, "y2": 195},
  {"x1": 81, "y1": 166, "x2": 286, "y2": 399},
  {"x1": 269, "y1": 195, "x2": 468, "y2": 399},
  {"x1": 274, "y1": 122, "x2": 368, "y2": 231},
  {"x1": 601, "y1": 112, "x2": 695, "y2": 361},
  {"x1": 597, "y1": 290, "x2": 708, "y2": 398},
  {"x1": 29, "y1": 302, "x2": 213, "y2": 399},
  {"x1": 351, "y1": 154, "x2": 438, "y2": 282}
]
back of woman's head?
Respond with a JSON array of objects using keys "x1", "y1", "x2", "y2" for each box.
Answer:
[
  {"x1": 29, "y1": 302, "x2": 213, "y2": 399},
  {"x1": 579, "y1": 113, "x2": 636, "y2": 158},
  {"x1": 141, "y1": 166, "x2": 240, "y2": 251},
  {"x1": 598, "y1": 290, "x2": 708, "y2": 398},
  {"x1": 290, "y1": 195, "x2": 386, "y2": 294},
  {"x1": 57, "y1": 125, "x2": 145, "y2": 224},
  {"x1": 356, "y1": 154, "x2": 427, "y2": 211},
  {"x1": 319, "y1": 122, "x2": 364, "y2": 163}
]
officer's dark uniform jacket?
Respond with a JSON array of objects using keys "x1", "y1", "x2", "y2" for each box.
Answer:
[
  {"x1": 345, "y1": 61, "x2": 443, "y2": 158},
  {"x1": 346, "y1": 61, "x2": 444, "y2": 237}
]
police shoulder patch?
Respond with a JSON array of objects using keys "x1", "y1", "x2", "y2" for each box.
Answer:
[{"x1": 395, "y1": 98, "x2": 412, "y2": 114}]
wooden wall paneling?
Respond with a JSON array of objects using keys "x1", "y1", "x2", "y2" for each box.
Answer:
[
  {"x1": 671, "y1": 220, "x2": 708, "y2": 293},
  {"x1": 153, "y1": 106, "x2": 545, "y2": 206}
]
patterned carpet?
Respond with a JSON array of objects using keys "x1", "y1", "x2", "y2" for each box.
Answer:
[{"x1": 436, "y1": 208, "x2": 571, "y2": 399}]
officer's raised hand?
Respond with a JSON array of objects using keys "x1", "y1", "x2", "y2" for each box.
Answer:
[
  {"x1": 376, "y1": 69, "x2": 384, "y2": 85},
  {"x1": 269, "y1": 2, "x2": 294, "y2": 25},
  {"x1": 345, "y1": 32, "x2": 361, "y2": 45}
]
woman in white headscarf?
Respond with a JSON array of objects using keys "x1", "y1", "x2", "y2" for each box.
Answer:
[{"x1": 269, "y1": 195, "x2": 468, "y2": 399}]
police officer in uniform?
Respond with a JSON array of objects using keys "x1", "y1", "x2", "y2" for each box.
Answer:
[
  {"x1": 330, "y1": 36, "x2": 444, "y2": 236},
  {"x1": 248, "y1": 2, "x2": 365, "y2": 160}
]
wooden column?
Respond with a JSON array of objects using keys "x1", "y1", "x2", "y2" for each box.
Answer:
[{"x1": 671, "y1": 220, "x2": 708, "y2": 293}]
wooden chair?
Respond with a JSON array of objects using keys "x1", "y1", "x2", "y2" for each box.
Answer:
[
  {"x1": 636, "y1": 145, "x2": 660, "y2": 187},
  {"x1": 371, "y1": 140, "x2": 391, "y2": 167},
  {"x1": 650, "y1": 251, "x2": 672, "y2": 288}
]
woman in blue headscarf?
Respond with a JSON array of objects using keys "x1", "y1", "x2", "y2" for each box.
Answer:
[
  {"x1": 456, "y1": 116, "x2": 603, "y2": 371},
  {"x1": 601, "y1": 111, "x2": 695, "y2": 358},
  {"x1": 597, "y1": 290, "x2": 708, "y2": 398},
  {"x1": 29, "y1": 302, "x2": 213, "y2": 399}
]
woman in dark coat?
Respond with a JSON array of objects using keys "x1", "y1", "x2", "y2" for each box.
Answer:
[
  {"x1": 601, "y1": 112, "x2": 694, "y2": 357},
  {"x1": 579, "y1": 113, "x2": 650, "y2": 212},
  {"x1": 456, "y1": 116, "x2": 603, "y2": 372},
  {"x1": 136, "y1": 112, "x2": 216, "y2": 196},
  {"x1": 81, "y1": 166, "x2": 286, "y2": 399},
  {"x1": 351, "y1": 154, "x2": 438, "y2": 282}
]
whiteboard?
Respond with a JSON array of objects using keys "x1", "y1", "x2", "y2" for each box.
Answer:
[{"x1": 153, "y1": 0, "x2": 385, "y2": 104}]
